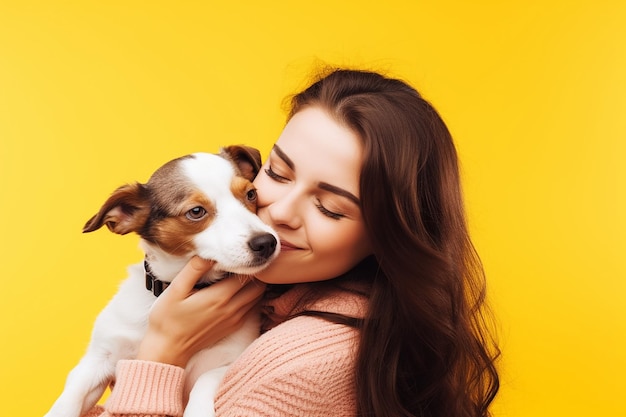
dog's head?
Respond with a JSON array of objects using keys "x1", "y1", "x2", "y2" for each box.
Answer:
[{"x1": 83, "y1": 145, "x2": 279, "y2": 282}]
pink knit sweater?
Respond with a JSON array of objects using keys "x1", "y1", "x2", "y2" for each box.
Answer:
[{"x1": 82, "y1": 284, "x2": 367, "y2": 417}]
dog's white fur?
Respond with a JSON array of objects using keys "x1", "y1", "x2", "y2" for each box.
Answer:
[{"x1": 45, "y1": 149, "x2": 279, "y2": 417}]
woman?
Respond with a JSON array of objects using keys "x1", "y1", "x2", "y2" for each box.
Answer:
[{"x1": 85, "y1": 68, "x2": 500, "y2": 417}]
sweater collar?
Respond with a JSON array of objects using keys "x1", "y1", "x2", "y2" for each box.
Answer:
[{"x1": 263, "y1": 282, "x2": 369, "y2": 331}]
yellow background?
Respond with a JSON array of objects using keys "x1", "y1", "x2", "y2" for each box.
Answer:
[{"x1": 1, "y1": 1, "x2": 624, "y2": 416}]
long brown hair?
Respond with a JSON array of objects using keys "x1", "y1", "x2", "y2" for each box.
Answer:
[{"x1": 282, "y1": 68, "x2": 500, "y2": 417}]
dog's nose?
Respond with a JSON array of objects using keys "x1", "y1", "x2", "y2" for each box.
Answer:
[{"x1": 248, "y1": 233, "x2": 278, "y2": 259}]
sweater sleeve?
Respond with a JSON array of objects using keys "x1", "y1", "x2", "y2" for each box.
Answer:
[
  {"x1": 214, "y1": 315, "x2": 359, "y2": 417},
  {"x1": 82, "y1": 360, "x2": 186, "y2": 417}
]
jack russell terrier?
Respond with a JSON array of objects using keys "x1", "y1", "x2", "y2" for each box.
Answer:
[{"x1": 45, "y1": 145, "x2": 279, "y2": 417}]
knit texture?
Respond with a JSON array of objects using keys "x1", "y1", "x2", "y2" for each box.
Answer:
[
  {"x1": 81, "y1": 284, "x2": 366, "y2": 417},
  {"x1": 215, "y1": 315, "x2": 360, "y2": 416}
]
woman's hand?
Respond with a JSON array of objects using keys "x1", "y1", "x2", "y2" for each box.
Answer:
[{"x1": 136, "y1": 256, "x2": 266, "y2": 368}]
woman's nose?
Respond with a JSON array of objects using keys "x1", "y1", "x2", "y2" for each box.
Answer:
[{"x1": 263, "y1": 187, "x2": 302, "y2": 229}]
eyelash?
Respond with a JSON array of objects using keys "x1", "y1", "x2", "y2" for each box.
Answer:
[
  {"x1": 264, "y1": 166, "x2": 288, "y2": 183},
  {"x1": 315, "y1": 199, "x2": 345, "y2": 220},
  {"x1": 265, "y1": 166, "x2": 345, "y2": 220}
]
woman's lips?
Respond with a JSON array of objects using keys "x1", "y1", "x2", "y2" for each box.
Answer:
[{"x1": 279, "y1": 239, "x2": 300, "y2": 251}]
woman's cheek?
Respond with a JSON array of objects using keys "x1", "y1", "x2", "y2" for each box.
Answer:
[
  {"x1": 309, "y1": 220, "x2": 346, "y2": 253},
  {"x1": 253, "y1": 175, "x2": 276, "y2": 207}
]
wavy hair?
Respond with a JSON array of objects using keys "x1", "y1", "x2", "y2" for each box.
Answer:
[{"x1": 282, "y1": 68, "x2": 500, "y2": 417}]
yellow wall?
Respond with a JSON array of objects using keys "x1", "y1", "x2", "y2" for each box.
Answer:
[{"x1": 1, "y1": 1, "x2": 624, "y2": 416}]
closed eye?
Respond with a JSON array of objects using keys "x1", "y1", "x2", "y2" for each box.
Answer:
[
  {"x1": 315, "y1": 198, "x2": 345, "y2": 220},
  {"x1": 265, "y1": 166, "x2": 289, "y2": 183}
]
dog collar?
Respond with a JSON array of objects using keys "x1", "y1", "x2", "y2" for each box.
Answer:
[{"x1": 144, "y1": 259, "x2": 212, "y2": 297}]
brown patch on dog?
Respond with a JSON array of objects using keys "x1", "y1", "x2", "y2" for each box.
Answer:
[
  {"x1": 148, "y1": 191, "x2": 217, "y2": 256},
  {"x1": 220, "y1": 145, "x2": 262, "y2": 180},
  {"x1": 146, "y1": 156, "x2": 194, "y2": 215},
  {"x1": 230, "y1": 176, "x2": 258, "y2": 213},
  {"x1": 83, "y1": 183, "x2": 151, "y2": 235}
]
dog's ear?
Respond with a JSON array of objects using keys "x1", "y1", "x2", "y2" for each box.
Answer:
[
  {"x1": 220, "y1": 145, "x2": 262, "y2": 181},
  {"x1": 83, "y1": 183, "x2": 151, "y2": 235}
]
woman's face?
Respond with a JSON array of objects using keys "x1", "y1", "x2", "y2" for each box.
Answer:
[{"x1": 253, "y1": 106, "x2": 372, "y2": 284}]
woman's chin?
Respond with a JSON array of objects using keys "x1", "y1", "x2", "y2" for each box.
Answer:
[{"x1": 254, "y1": 263, "x2": 282, "y2": 284}]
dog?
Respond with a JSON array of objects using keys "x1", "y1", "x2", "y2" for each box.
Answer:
[{"x1": 44, "y1": 145, "x2": 279, "y2": 417}]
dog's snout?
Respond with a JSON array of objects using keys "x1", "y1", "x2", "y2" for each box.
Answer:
[{"x1": 248, "y1": 233, "x2": 278, "y2": 259}]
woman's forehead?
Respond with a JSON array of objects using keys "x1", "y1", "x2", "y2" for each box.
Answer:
[{"x1": 275, "y1": 107, "x2": 363, "y2": 195}]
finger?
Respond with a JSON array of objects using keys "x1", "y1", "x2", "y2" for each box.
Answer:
[
  {"x1": 219, "y1": 285, "x2": 266, "y2": 332},
  {"x1": 167, "y1": 256, "x2": 216, "y2": 295},
  {"x1": 229, "y1": 279, "x2": 266, "y2": 306},
  {"x1": 226, "y1": 296, "x2": 264, "y2": 332},
  {"x1": 190, "y1": 276, "x2": 265, "y2": 308}
]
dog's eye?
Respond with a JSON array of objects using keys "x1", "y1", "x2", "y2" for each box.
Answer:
[
  {"x1": 186, "y1": 206, "x2": 207, "y2": 221},
  {"x1": 246, "y1": 189, "x2": 257, "y2": 203}
]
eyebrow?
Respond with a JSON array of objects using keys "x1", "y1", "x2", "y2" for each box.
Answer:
[
  {"x1": 273, "y1": 145, "x2": 360, "y2": 205},
  {"x1": 318, "y1": 182, "x2": 360, "y2": 205},
  {"x1": 272, "y1": 145, "x2": 295, "y2": 171}
]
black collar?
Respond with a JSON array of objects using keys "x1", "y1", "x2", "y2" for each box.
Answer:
[{"x1": 144, "y1": 259, "x2": 213, "y2": 297}]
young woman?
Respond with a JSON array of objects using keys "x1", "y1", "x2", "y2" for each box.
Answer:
[{"x1": 84, "y1": 68, "x2": 500, "y2": 417}]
